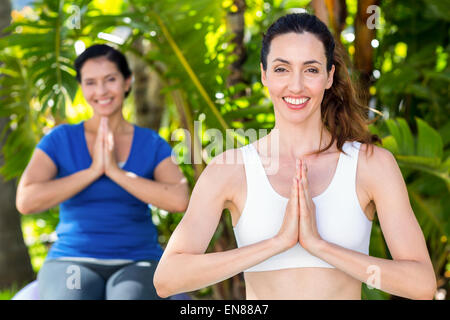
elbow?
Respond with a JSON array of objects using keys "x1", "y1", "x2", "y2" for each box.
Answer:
[
  {"x1": 16, "y1": 194, "x2": 31, "y2": 215},
  {"x1": 153, "y1": 268, "x2": 175, "y2": 299},
  {"x1": 175, "y1": 196, "x2": 189, "y2": 213},
  {"x1": 421, "y1": 278, "x2": 437, "y2": 300},
  {"x1": 171, "y1": 188, "x2": 190, "y2": 213},
  {"x1": 414, "y1": 271, "x2": 437, "y2": 300}
]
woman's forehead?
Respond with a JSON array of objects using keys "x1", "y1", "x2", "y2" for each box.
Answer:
[
  {"x1": 80, "y1": 57, "x2": 120, "y2": 79},
  {"x1": 268, "y1": 32, "x2": 327, "y2": 65}
]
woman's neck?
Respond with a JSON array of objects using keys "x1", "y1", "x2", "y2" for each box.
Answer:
[
  {"x1": 85, "y1": 113, "x2": 129, "y2": 135},
  {"x1": 268, "y1": 118, "x2": 333, "y2": 161}
]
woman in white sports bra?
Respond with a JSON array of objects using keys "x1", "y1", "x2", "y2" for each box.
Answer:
[{"x1": 154, "y1": 13, "x2": 436, "y2": 300}]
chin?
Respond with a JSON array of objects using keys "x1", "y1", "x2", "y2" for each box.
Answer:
[{"x1": 92, "y1": 106, "x2": 121, "y2": 117}]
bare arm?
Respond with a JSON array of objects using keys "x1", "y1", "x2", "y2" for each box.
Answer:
[
  {"x1": 101, "y1": 118, "x2": 189, "y2": 213},
  {"x1": 106, "y1": 157, "x2": 190, "y2": 213},
  {"x1": 153, "y1": 149, "x2": 300, "y2": 298},
  {"x1": 16, "y1": 149, "x2": 100, "y2": 215},
  {"x1": 309, "y1": 145, "x2": 437, "y2": 300},
  {"x1": 16, "y1": 122, "x2": 107, "y2": 215}
]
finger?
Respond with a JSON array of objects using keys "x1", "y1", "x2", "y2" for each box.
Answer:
[
  {"x1": 289, "y1": 177, "x2": 300, "y2": 212},
  {"x1": 100, "y1": 117, "x2": 107, "y2": 130},
  {"x1": 296, "y1": 159, "x2": 301, "y2": 180},
  {"x1": 102, "y1": 118, "x2": 108, "y2": 136},
  {"x1": 298, "y1": 172, "x2": 307, "y2": 212},
  {"x1": 297, "y1": 160, "x2": 302, "y2": 207},
  {"x1": 108, "y1": 132, "x2": 114, "y2": 152},
  {"x1": 302, "y1": 161, "x2": 311, "y2": 200},
  {"x1": 290, "y1": 177, "x2": 298, "y2": 199}
]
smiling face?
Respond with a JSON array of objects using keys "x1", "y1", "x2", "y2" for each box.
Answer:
[
  {"x1": 261, "y1": 32, "x2": 335, "y2": 125},
  {"x1": 79, "y1": 57, "x2": 131, "y2": 117}
]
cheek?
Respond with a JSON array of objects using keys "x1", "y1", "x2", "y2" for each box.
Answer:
[
  {"x1": 266, "y1": 79, "x2": 285, "y2": 96},
  {"x1": 81, "y1": 85, "x2": 94, "y2": 100},
  {"x1": 109, "y1": 81, "x2": 127, "y2": 97},
  {"x1": 304, "y1": 76, "x2": 328, "y2": 96}
]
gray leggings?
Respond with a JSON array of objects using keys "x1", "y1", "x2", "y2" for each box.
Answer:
[{"x1": 37, "y1": 259, "x2": 165, "y2": 300}]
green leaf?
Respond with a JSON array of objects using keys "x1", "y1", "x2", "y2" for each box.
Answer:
[
  {"x1": 385, "y1": 119, "x2": 405, "y2": 153},
  {"x1": 416, "y1": 117, "x2": 443, "y2": 159},
  {"x1": 396, "y1": 117, "x2": 415, "y2": 155},
  {"x1": 381, "y1": 135, "x2": 399, "y2": 154}
]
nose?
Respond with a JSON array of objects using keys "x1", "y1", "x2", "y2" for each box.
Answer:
[
  {"x1": 95, "y1": 82, "x2": 108, "y2": 97},
  {"x1": 287, "y1": 70, "x2": 304, "y2": 93}
]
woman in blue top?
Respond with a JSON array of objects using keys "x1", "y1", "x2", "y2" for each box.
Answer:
[{"x1": 16, "y1": 44, "x2": 190, "y2": 300}]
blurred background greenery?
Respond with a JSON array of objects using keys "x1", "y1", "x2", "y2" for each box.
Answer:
[{"x1": 0, "y1": 0, "x2": 448, "y2": 300}]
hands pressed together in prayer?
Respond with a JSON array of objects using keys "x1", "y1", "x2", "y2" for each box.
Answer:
[
  {"x1": 90, "y1": 117, "x2": 121, "y2": 179},
  {"x1": 276, "y1": 159, "x2": 324, "y2": 255}
]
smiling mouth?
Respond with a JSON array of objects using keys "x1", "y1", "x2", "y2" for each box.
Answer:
[
  {"x1": 283, "y1": 97, "x2": 310, "y2": 105},
  {"x1": 95, "y1": 98, "x2": 113, "y2": 105},
  {"x1": 282, "y1": 96, "x2": 310, "y2": 109}
]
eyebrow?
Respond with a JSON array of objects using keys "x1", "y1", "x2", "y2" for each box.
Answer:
[
  {"x1": 272, "y1": 58, "x2": 322, "y2": 65},
  {"x1": 83, "y1": 72, "x2": 119, "y2": 81}
]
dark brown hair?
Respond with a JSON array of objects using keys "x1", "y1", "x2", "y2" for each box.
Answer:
[
  {"x1": 75, "y1": 44, "x2": 132, "y2": 98},
  {"x1": 261, "y1": 13, "x2": 381, "y2": 156}
]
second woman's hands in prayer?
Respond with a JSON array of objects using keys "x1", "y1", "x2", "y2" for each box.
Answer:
[
  {"x1": 89, "y1": 117, "x2": 120, "y2": 179},
  {"x1": 102, "y1": 117, "x2": 120, "y2": 177}
]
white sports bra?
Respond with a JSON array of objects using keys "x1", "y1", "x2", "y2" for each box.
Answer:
[{"x1": 233, "y1": 141, "x2": 373, "y2": 272}]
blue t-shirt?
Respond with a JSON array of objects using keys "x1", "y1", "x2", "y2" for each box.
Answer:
[{"x1": 36, "y1": 121, "x2": 173, "y2": 261}]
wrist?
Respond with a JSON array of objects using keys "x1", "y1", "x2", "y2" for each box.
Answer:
[
  {"x1": 86, "y1": 166, "x2": 102, "y2": 180},
  {"x1": 105, "y1": 165, "x2": 122, "y2": 179},
  {"x1": 271, "y1": 235, "x2": 293, "y2": 254},
  {"x1": 308, "y1": 238, "x2": 328, "y2": 256}
]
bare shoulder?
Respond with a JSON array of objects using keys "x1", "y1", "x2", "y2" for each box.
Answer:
[
  {"x1": 209, "y1": 147, "x2": 245, "y2": 178},
  {"x1": 196, "y1": 148, "x2": 246, "y2": 199},
  {"x1": 359, "y1": 143, "x2": 397, "y2": 171},
  {"x1": 357, "y1": 143, "x2": 400, "y2": 200}
]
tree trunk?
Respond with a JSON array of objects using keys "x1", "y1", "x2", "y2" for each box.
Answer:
[
  {"x1": 226, "y1": 0, "x2": 247, "y2": 90},
  {"x1": 0, "y1": 0, "x2": 35, "y2": 291},
  {"x1": 311, "y1": 0, "x2": 347, "y2": 39},
  {"x1": 354, "y1": 0, "x2": 378, "y2": 106},
  {"x1": 128, "y1": 38, "x2": 165, "y2": 131}
]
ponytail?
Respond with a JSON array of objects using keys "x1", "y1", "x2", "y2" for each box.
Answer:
[{"x1": 319, "y1": 41, "x2": 381, "y2": 157}]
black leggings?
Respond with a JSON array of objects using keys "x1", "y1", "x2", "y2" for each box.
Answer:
[{"x1": 37, "y1": 259, "x2": 166, "y2": 300}]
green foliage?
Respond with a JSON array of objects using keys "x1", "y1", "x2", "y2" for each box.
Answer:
[
  {"x1": 376, "y1": 0, "x2": 450, "y2": 130},
  {"x1": 0, "y1": 0, "x2": 87, "y2": 180},
  {"x1": 382, "y1": 117, "x2": 449, "y2": 188},
  {"x1": 0, "y1": 284, "x2": 20, "y2": 300},
  {"x1": 1, "y1": 0, "x2": 448, "y2": 300}
]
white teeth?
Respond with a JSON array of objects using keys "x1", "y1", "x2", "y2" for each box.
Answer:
[
  {"x1": 284, "y1": 97, "x2": 310, "y2": 105},
  {"x1": 97, "y1": 98, "x2": 113, "y2": 105}
]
